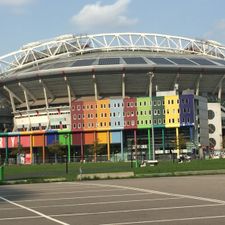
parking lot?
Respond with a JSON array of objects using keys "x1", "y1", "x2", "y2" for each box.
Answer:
[{"x1": 1, "y1": 175, "x2": 225, "y2": 225}]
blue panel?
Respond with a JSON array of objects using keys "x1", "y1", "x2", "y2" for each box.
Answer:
[
  {"x1": 110, "y1": 99, "x2": 124, "y2": 130},
  {"x1": 111, "y1": 131, "x2": 121, "y2": 143},
  {"x1": 46, "y1": 133, "x2": 58, "y2": 145}
]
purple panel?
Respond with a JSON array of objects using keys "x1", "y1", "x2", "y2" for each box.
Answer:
[{"x1": 179, "y1": 94, "x2": 194, "y2": 126}]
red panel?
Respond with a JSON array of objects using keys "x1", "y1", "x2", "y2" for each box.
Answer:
[
  {"x1": 124, "y1": 98, "x2": 137, "y2": 129},
  {"x1": 72, "y1": 133, "x2": 82, "y2": 145},
  {"x1": 84, "y1": 132, "x2": 95, "y2": 145},
  {"x1": 0, "y1": 137, "x2": 6, "y2": 148},
  {"x1": 71, "y1": 101, "x2": 84, "y2": 131},
  {"x1": 20, "y1": 136, "x2": 30, "y2": 147},
  {"x1": 8, "y1": 136, "x2": 19, "y2": 148},
  {"x1": 33, "y1": 135, "x2": 44, "y2": 147}
]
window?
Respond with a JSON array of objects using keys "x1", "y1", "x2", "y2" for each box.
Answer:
[
  {"x1": 157, "y1": 100, "x2": 161, "y2": 106},
  {"x1": 73, "y1": 114, "x2": 76, "y2": 120},
  {"x1": 158, "y1": 119, "x2": 162, "y2": 124},
  {"x1": 73, "y1": 123, "x2": 76, "y2": 128},
  {"x1": 77, "y1": 105, "x2": 81, "y2": 110},
  {"x1": 78, "y1": 123, "x2": 81, "y2": 128},
  {"x1": 131, "y1": 120, "x2": 135, "y2": 126},
  {"x1": 154, "y1": 101, "x2": 157, "y2": 106}
]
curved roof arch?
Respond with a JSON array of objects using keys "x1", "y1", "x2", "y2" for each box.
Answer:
[{"x1": 1, "y1": 32, "x2": 225, "y2": 76}]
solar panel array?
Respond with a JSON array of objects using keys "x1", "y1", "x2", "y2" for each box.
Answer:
[
  {"x1": 167, "y1": 57, "x2": 196, "y2": 65},
  {"x1": 72, "y1": 59, "x2": 96, "y2": 67},
  {"x1": 38, "y1": 56, "x2": 225, "y2": 70},
  {"x1": 189, "y1": 58, "x2": 216, "y2": 65},
  {"x1": 99, "y1": 58, "x2": 120, "y2": 65},
  {"x1": 123, "y1": 57, "x2": 147, "y2": 64},
  {"x1": 147, "y1": 57, "x2": 174, "y2": 65}
]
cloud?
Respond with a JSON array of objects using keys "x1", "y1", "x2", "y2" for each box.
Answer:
[
  {"x1": 71, "y1": 0, "x2": 138, "y2": 32},
  {"x1": 204, "y1": 19, "x2": 225, "y2": 45},
  {"x1": 0, "y1": 0, "x2": 33, "y2": 6}
]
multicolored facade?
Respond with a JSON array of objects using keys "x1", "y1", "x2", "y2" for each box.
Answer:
[{"x1": 0, "y1": 93, "x2": 208, "y2": 164}]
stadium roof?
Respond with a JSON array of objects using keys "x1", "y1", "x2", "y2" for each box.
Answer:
[
  {"x1": 1, "y1": 32, "x2": 225, "y2": 76},
  {"x1": 0, "y1": 33, "x2": 224, "y2": 110}
]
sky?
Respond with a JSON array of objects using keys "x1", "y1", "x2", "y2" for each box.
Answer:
[{"x1": 0, "y1": 0, "x2": 225, "y2": 55}]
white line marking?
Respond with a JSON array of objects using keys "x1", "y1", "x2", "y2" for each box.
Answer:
[
  {"x1": 15, "y1": 192, "x2": 151, "y2": 203},
  {"x1": 87, "y1": 182, "x2": 225, "y2": 204},
  {"x1": 0, "y1": 196, "x2": 69, "y2": 225},
  {"x1": 0, "y1": 215, "x2": 41, "y2": 221},
  {"x1": 2, "y1": 188, "x2": 127, "y2": 197},
  {"x1": 51, "y1": 203, "x2": 224, "y2": 217},
  {"x1": 30, "y1": 197, "x2": 182, "y2": 209},
  {"x1": 100, "y1": 214, "x2": 225, "y2": 225}
]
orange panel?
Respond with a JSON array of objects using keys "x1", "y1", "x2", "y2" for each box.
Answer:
[
  {"x1": 84, "y1": 132, "x2": 95, "y2": 145},
  {"x1": 33, "y1": 135, "x2": 44, "y2": 147}
]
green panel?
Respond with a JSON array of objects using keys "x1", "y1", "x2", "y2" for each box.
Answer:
[
  {"x1": 137, "y1": 97, "x2": 152, "y2": 129},
  {"x1": 152, "y1": 96, "x2": 165, "y2": 128},
  {"x1": 58, "y1": 130, "x2": 72, "y2": 145}
]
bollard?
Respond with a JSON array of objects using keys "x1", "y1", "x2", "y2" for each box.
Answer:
[{"x1": 0, "y1": 166, "x2": 4, "y2": 181}]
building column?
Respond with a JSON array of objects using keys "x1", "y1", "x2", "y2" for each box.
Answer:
[
  {"x1": 120, "y1": 131, "x2": 124, "y2": 161},
  {"x1": 5, "y1": 135, "x2": 8, "y2": 164},
  {"x1": 122, "y1": 72, "x2": 125, "y2": 98},
  {"x1": 162, "y1": 128, "x2": 165, "y2": 153},
  {"x1": 134, "y1": 129, "x2": 138, "y2": 167},
  {"x1": 30, "y1": 134, "x2": 33, "y2": 164},
  {"x1": 148, "y1": 128, "x2": 152, "y2": 160},
  {"x1": 42, "y1": 133, "x2": 45, "y2": 164},
  {"x1": 107, "y1": 131, "x2": 110, "y2": 161},
  {"x1": 176, "y1": 127, "x2": 179, "y2": 158},
  {"x1": 67, "y1": 133, "x2": 71, "y2": 163},
  {"x1": 80, "y1": 132, "x2": 84, "y2": 162}
]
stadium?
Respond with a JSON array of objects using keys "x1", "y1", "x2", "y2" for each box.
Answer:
[{"x1": 0, "y1": 32, "x2": 224, "y2": 164}]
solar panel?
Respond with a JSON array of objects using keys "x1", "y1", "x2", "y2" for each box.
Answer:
[
  {"x1": 99, "y1": 58, "x2": 120, "y2": 65},
  {"x1": 211, "y1": 59, "x2": 225, "y2": 66},
  {"x1": 189, "y1": 57, "x2": 216, "y2": 65},
  {"x1": 147, "y1": 57, "x2": 174, "y2": 65},
  {"x1": 123, "y1": 57, "x2": 147, "y2": 64},
  {"x1": 72, "y1": 59, "x2": 96, "y2": 67},
  {"x1": 167, "y1": 57, "x2": 196, "y2": 65}
]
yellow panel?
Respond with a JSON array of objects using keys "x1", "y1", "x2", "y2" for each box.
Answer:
[
  {"x1": 164, "y1": 95, "x2": 180, "y2": 128},
  {"x1": 97, "y1": 99, "x2": 110, "y2": 131},
  {"x1": 97, "y1": 132, "x2": 108, "y2": 144}
]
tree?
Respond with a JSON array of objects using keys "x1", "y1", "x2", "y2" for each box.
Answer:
[
  {"x1": 88, "y1": 139, "x2": 105, "y2": 162},
  {"x1": 48, "y1": 142, "x2": 66, "y2": 163}
]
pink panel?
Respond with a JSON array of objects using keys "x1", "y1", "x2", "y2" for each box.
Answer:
[
  {"x1": 20, "y1": 136, "x2": 30, "y2": 147},
  {"x1": 0, "y1": 137, "x2": 5, "y2": 148},
  {"x1": 8, "y1": 136, "x2": 19, "y2": 148}
]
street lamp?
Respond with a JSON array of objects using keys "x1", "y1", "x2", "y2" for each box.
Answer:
[{"x1": 147, "y1": 72, "x2": 155, "y2": 160}]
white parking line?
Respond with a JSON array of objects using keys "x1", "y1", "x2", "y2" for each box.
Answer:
[
  {"x1": 15, "y1": 192, "x2": 151, "y2": 203},
  {"x1": 87, "y1": 182, "x2": 225, "y2": 204},
  {"x1": 99, "y1": 214, "x2": 225, "y2": 225},
  {"x1": 51, "y1": 203, "x2": 223, "y2": 217},
  {"x1": 0, "y1": 196, "x2": 69, "y2": 225},
  {"x1": 30, "y1": 196, "x2": 182, "y2": 209},
  {"x1": 2, "y1": 187, "x2": 127, "y2": 197}
]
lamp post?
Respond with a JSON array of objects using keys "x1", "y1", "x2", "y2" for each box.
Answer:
[{"x1": 147, "y1": 72, "x2": 155, "y2": 160}]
